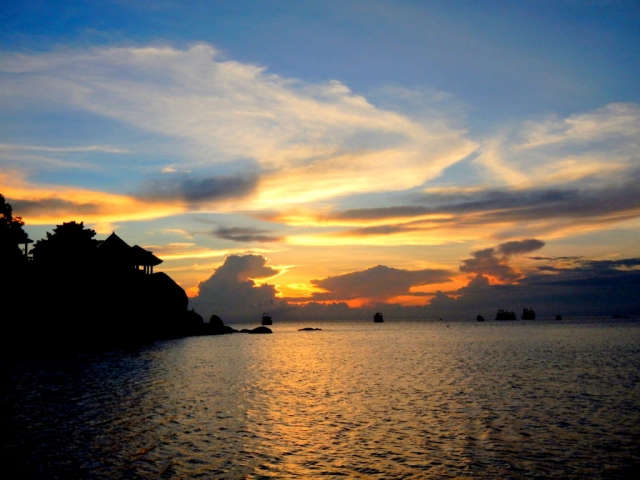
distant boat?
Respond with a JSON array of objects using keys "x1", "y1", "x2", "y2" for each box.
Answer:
[
  {"x1": 555, "y1": 314, "x2": 563, "y2": 320},
  {"x1": 521, "y1": 308, "x2": 536, "y2": 320},
  {"x1": 495, "y1": 309, "x2": 517, "y2": 320},
  {"x1": 261, "y1": 312, "x2": 272, "y2": 325},
  {"x1": 373, "y1": 312, "x2": 384, "y2": 323},
  {"x1": 477, "y1": 314, "x2": 485, "y2": 322}
]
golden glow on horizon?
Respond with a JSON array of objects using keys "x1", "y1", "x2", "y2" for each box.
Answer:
[
  {"x1": 387, "y1": 295, "x2": 431, "y2": 306},
  {"x1": 8, "y1": 170, "x2": 639, "y2": 309},
  {"x1": 277, "y1": 282, "x2": 328, "y2": 298},
  {"x1": 185, "y1": 286, "x2": 199, "y2": 297}
]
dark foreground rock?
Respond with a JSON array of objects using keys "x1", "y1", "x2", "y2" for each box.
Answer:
[{"x1": 206, "y1": 314, "x2": 237, "y2": 335}]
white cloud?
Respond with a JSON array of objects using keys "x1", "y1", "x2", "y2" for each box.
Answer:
[
  {"x1": 3, "y1": 44, "x2": 639, "y2": 247},
  {"x1": 0, "y1": 143, "x2": 125, "y2": 171},
  {"x1": 0, "y1": 143, "x2": 129, "y2": 154},
  {"x1": 475, "y1": 103, "x2": 640, "y2": 189},
  {"x1": 0, "y1": 44, "x2": 477, "y2": 209}
]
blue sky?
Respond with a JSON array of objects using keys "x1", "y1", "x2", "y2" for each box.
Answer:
[
  {"x1": 2, "y1": 1, "x2": 639, "y2": 320},
  {"x1": 4, "y1": 0, "x2": 638, "y2": 120}
]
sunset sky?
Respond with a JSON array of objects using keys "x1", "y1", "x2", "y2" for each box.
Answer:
[{"x1": 2, "y1": 1, "x2": 639, "y2": 320}]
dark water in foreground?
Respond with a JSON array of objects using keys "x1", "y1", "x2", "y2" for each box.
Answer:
[{"x1": 3, "y1": 318, "x2": 640, "y2": 479}]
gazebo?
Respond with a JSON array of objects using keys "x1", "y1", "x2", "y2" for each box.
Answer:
[
  {"x1": 17, "y1": 232, "x2": 33, "y2": 257},
  {"x1": 131, "y1": 245, "x2": 162, "y2": 274},
  {"x1": 98, "y1": 232, "x2": 162, "y2": 274}
]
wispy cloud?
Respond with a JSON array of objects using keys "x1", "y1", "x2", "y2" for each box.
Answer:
[
  {"x1": 3, "y1": 45, "x2": 638, "y2": 242},
  {"x1": 213, "y1": 226, "x2": 284, "y2": 243},
  {"x1": 475, "y1": 103, "x2": 640, "y2": 189},
  {"x1": 0, "y1": 44, "x2": 477, "y2": 210},
  {"x1": 266, "y1": 168, "x2": 640, "y2": 246},
  {"x1": 0, "y1": 147, "x2": 113, "y2": 171},
  {"x1": 0, "y1": 171, "x2": 183, "y2": 225},
  {"x1": 0, "y1": 143, "x2": 130, "y2": 154},
  {"x1": 2, "y1": 44, "x2": 639, "y2": 310}
]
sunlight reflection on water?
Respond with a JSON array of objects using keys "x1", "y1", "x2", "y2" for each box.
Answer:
[{"x1": 4, "y1": 319, "x2": 640, "y2": 478}]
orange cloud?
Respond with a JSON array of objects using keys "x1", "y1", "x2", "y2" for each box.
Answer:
[{"x1": 0, "y1": 171, "x2": 184, "y2": 225}]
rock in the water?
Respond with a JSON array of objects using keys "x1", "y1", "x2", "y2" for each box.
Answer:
[
  {"x1": 207, "y1": 314, "x2": 236, "y2": 335},
  {"x1": 181, "y1": 309, "x2": 204, "y2": 336},
  {"x1": 209, "y1": 314, "x2": 224, "y2": 329},
  {"x1": 298, "y1": 327, "x2": 322, "y2": 331},
  {"x1": 248, "y1": 326, "x2": 272, "y2": 334}
]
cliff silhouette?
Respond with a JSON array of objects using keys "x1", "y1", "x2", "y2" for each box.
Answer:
[{"x1": 1, "y1": 194, "x2": 208, "y2": 353}]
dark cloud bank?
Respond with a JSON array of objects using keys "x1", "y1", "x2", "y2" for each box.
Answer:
[
  {"x1": 13, "y1": 198, "x2": 101, "y2": 217},
  {"x1": 324, "y1": 177, "x2": 640, "y2": 236},
  {"x1": 213, "y1": 226, "x2": 283, "y2": 243},
  {"x1": 460, "y1": 238, "x2": 545, "y2": 282},
  {"x1": 190, "y1": 241, "x2": 640, "y2": 323},
  {"x1": 308, "y1": 264, "x2": 450, "y2": 301},
  {"x1": 8, "y1": 172, "x2": 260, "y2": 218},
  {"x1": 139, "y1": 172, "x2": 259, "y2": 206}
]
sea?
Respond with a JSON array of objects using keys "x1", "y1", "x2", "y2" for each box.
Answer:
[{"x1": 3, "y1": 317, "x2": 640, "y2": 479}]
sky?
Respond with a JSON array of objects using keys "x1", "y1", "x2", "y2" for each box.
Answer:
[{"x1": 2, "y1": 0, "x2": 639, "y2": 321}]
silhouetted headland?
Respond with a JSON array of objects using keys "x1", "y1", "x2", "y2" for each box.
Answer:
[{"x1": 0, "y1": 194, "x2": 260, "y2": 355}]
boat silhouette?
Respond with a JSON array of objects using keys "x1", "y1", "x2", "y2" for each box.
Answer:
[
  {"x1": 495, "y1": 309, "x2": 517, "y2": 320},
  {"x1": 373, "y1": 312, "x2": 384, "y2": 323},
  {"x1": 261, "y1": 312, "x2": 272, "y2": 325},
  {"x1": 521, "y1": 308, "x2": 536, "y2": 320}
]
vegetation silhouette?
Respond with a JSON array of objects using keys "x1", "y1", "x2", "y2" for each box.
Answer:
[
  {"x1": 31, "y1": 221, "x2": 101, "y2": 268},
  {"x1": 0, "y1": 194, "x2": 223, "y2": 355},
  {"x1": 0, "y1": 194, "x2": 30, "y2": 268}
]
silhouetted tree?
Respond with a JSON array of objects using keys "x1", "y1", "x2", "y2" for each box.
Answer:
[
  {"x1": 1, "y1": 194, "x2": 31, "y2": 341},
  {"x1": 31, "y1": 221, "x2": 101, "y2": 269},
  {"x1": 0, "y1": 193, "x2": 29, "y2": 267}
]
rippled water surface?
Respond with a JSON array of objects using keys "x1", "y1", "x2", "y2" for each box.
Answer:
[{"x1": 3, "y1": 319, "x2": 640, "y2": 478}]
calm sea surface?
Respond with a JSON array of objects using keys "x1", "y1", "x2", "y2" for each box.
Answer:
[{"x1": 3, "y1": 318, "x2": 640, "y2": 479}]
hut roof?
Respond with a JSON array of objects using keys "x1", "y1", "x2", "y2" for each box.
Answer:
[
  {"x1": 131, "y1": 245, "x2": 163, "y2": 266},
  {"x1": 99, "y1": 232, "x2": 132, "y2": 256},
  {"x1": 97, "y1": 232, "x2": 135, "y2": 267},
  {"x1": 98, "y1": 232, "x2": 162, "y2": 266}
]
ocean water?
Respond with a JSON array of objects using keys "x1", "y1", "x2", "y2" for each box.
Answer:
[{"x1": 3, "y1": 318, "x2": 640, "y2": 479}]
